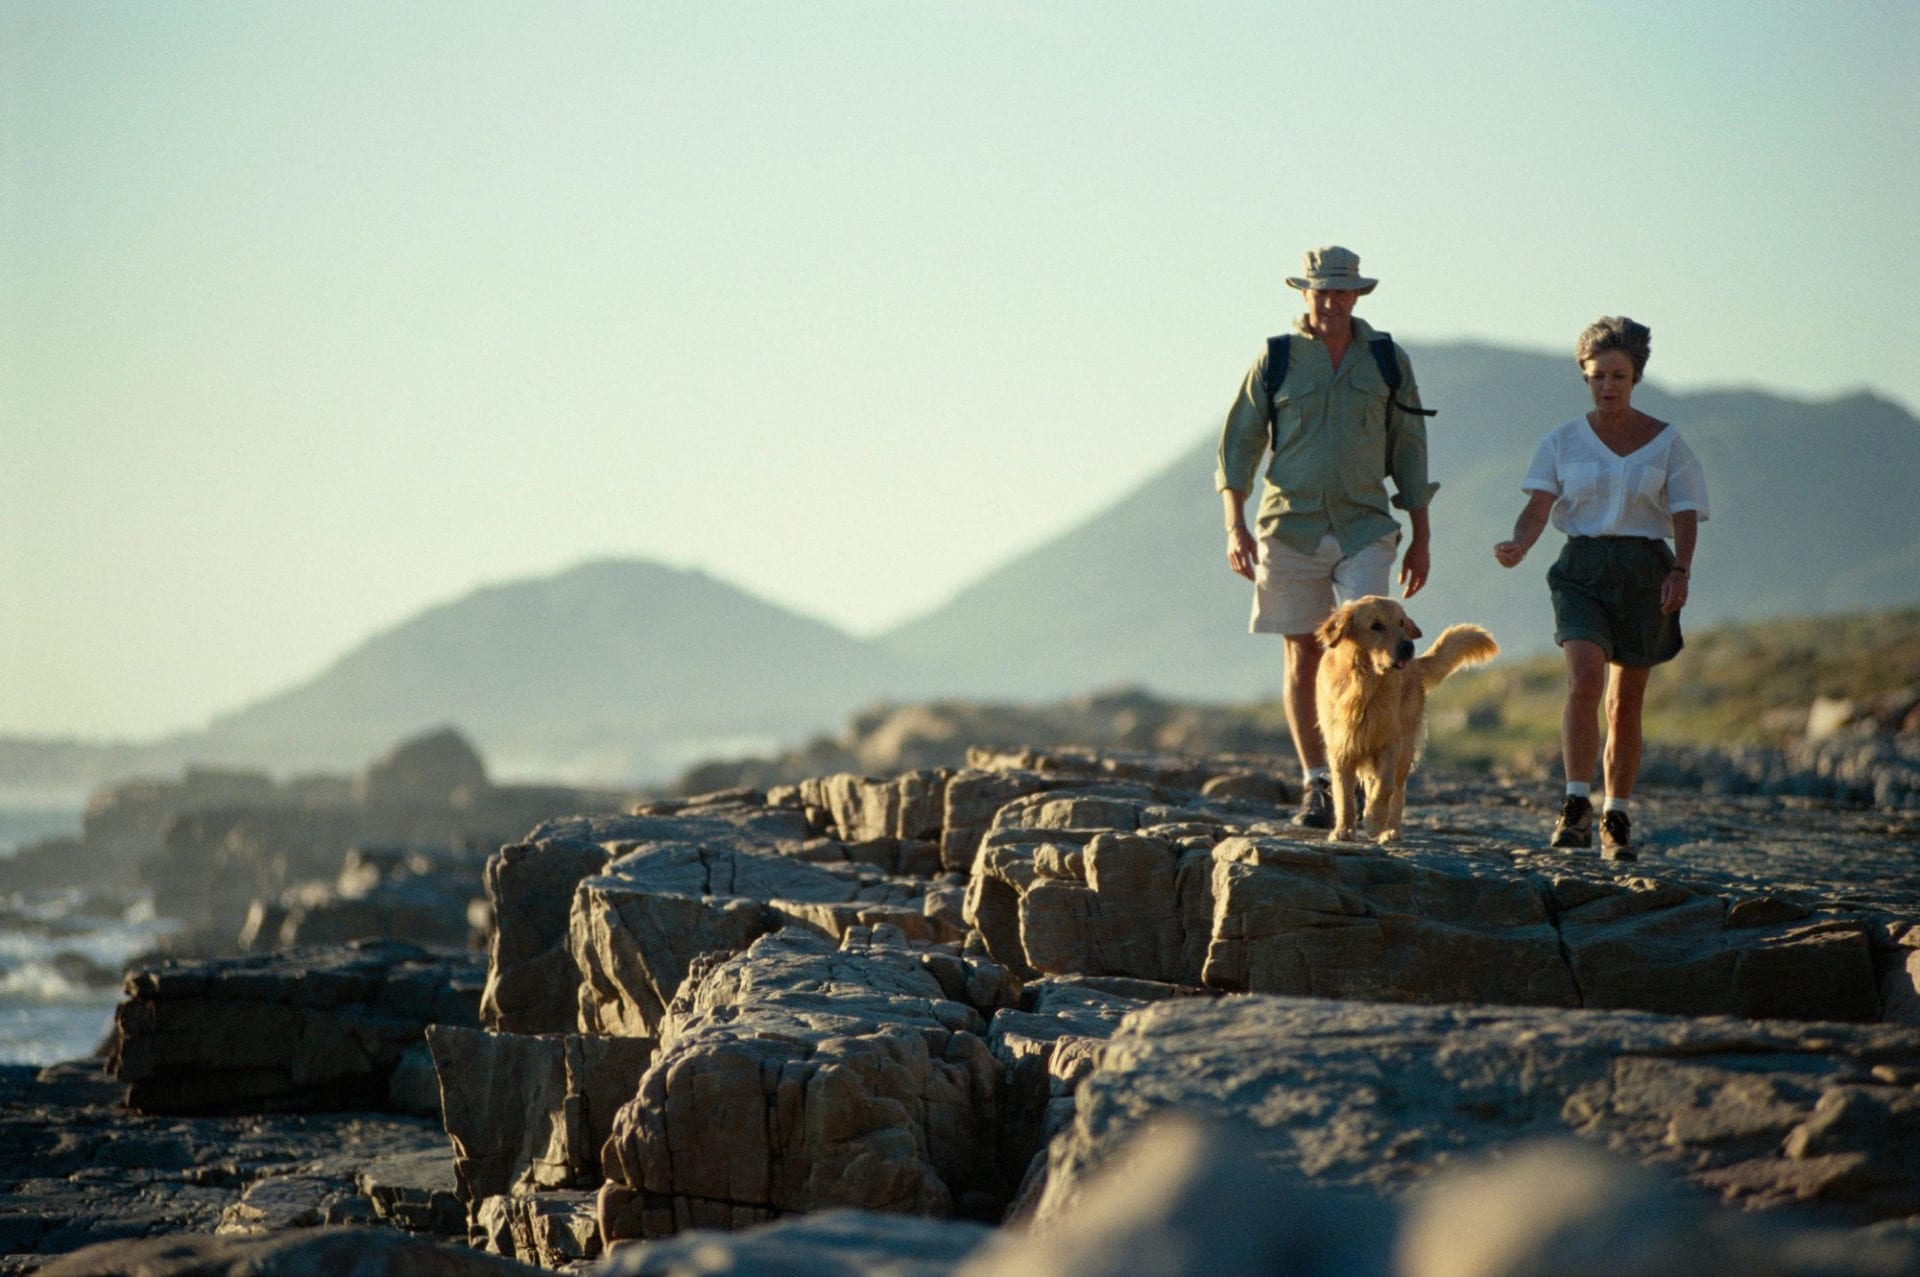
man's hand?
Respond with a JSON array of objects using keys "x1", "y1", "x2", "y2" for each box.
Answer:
[
  {"x1": 1398, "y1": 538, "x2": 1430, "y2": 598},
  {"x1": 1227, "y1": 526, "x2": 1257, "y2": 581},
  {"x1": 1493, "y1": 540, "x2": 1527, "y2": 569}
]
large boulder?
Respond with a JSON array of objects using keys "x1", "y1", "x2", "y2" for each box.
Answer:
[
  {"x1": 571, "y1": 841, "x2": 957, "y2": 1038},
  {"x1": 1202, "y1": 835, "x2": 1579, "y2": 1005},
  {"x1": 109, "y1": 941, "x2": 483, "y2": 1114},
  {"x1": 484, "y1": 794, "x2": 941, "y2": 1038},
  {"x1": 474, "y1": 1190, "x2": 604, "y2": 1269},
  {"x1": 597, "y1": 928, "x2": 1015, "y2": 1244},
  {"x1": 481, "y1": 837, "x2": 613, "y2": 1035},
  {"x1": 937, "y1": 769, "x2": 1082, "y2": 872},
  {"x1": 84, "y1": 768, "x2": 281, "y2": 867},
  {"x1": 60, "y1": 736, "x2": 634, "y2": 944},
  {"x1": 481, "y1": 798, "x2": 815, "y2": 1035},
  {"x1": 146, "y1": 806, "x2": 366, "y2": 936},
  {"x1": 427, "y1": 1026, "x2": 655, "y2": 1211},
  {"x1": 356, "y1": 728, "x2": 490, "y2": 809},
  {"x1": 795, "y1": 771, "x2": 951, "y2": 844},
  {"x1": 240, "y1": 845, "x2": 487, "y2": 952},
  {"x1": 969, "y1": 828, "x2": 1216, "y2": 985}
]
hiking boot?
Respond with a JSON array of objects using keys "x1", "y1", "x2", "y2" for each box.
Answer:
[
  {"x1": 1601, "y1": 809, "x2": 1636, "y2": 861},
  {"x1": 1292, "y1": 778, "x2": 1334, "y2": 830},
  {"x1": 1549, "y1": 795, "x2": 1593, "y2": 849}
]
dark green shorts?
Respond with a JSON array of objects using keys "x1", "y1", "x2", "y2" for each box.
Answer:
[{"x1": 1547, "y1": 536, "x2": 1683, "y2": 667}]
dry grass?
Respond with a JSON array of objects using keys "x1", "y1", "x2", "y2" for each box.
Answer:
[{"x1": 1422, "y1": 605, "x2": 1920, "y2": 766}]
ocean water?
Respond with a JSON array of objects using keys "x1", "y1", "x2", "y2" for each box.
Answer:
[
  {"x1": 0, "y1": 804, "x2": 176, "y2": 1066},
  {"x1": 0, "y1": 804, "x2": 84, "y2": 857}
]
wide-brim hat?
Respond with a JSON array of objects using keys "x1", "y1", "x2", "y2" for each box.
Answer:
[{"x1": 1286, "y1": 244, "x2": 1377, "y2": 294}]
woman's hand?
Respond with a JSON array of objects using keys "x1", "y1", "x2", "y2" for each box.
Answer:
[
  {"x1": 1227, "y1": 526, "x2": 1257, "y2": 581},
  {"x1": 1660, "y1": 568, "x2": 1689, "y2": 614},
  {"x1": 1496, "y1": 494, "x2": 1552, "y2": 570}
]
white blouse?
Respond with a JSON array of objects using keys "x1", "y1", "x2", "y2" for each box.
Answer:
[{"x1": 1522, "y1": 417, "x2": 1710, "y2": 539}]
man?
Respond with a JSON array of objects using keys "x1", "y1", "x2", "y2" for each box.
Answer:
[{"x1": 1215, "y1": 245, "x2": 1438, "y2": 828}]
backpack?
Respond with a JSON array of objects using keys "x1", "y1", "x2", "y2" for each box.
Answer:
[{"x1": 1261, "y1": 333, "x2": 1437, "y2": 445}]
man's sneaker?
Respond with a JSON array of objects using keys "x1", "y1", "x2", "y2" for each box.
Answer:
[
  {"x1": 1601, "y1": 809, "x2": 1636, "y2": 860},
  {"x1": 1549, "y1": 795, "x2": 1593, "y2": 849},
  {"x1": 1292, "y1": 778, "x2": 1334, "y2": 830}
]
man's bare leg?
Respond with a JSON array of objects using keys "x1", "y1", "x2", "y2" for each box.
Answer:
[{"x1": 1284, "y1": 632, "x2": 1325, "y2": 771}]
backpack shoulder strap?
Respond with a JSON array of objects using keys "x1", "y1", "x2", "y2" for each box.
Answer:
[
  {"x1": 1368, "y1": 333, "x2": 1402, "y2": 392},
  {"x1": 1368, "y1": 332, "x2": 1437, "y2": 418},
  {"x1": 1261, "y1": 335, "x2": 1291, "y2": 450},
  {"x1": 1260, "y1": 334, "x2": 1291, "y2": 412}
]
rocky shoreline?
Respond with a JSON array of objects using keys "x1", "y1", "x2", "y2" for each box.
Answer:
[{"x1": 6, "y1": 738, "x2": 1920, "y2": 1274}]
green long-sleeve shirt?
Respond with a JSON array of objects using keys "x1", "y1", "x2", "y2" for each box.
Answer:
[{"x1": 1214, "y1": 316, "x2": 1439, "y2": 555}]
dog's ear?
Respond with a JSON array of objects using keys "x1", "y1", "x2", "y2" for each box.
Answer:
[
  {"x1": 1317, "y1": 606, "x2": 1350, "y2": 649},
  {"x1": 1403, "y1": 615, "x2": 1423, "y2": 640}
]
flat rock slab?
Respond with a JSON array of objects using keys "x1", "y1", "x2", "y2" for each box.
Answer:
[
  {"x1": 0, "y1": 1062, "x2": 452, "y2": 1272},
  {"x1": 1209, "y1": 834, "x2": 1885, "y2": 1021},
  {"x1": 526, "y1": 800, "x2": 814, "y2": 853},
  {"x1": 966, "y1": 779, "x2": 1905, "y2": 1024},
  {"x1": 1363, "y1": 770, "x2": 1920, "y2": 916},
  {"x1": 31, "y1": 1227, "x2": 540, "y2": 1276},
  {"x1": 110, "y1": 941, "x2": 484, "y2": 1114},
  {"x1": 1033, "y1": 994, "x2": 1920, "y2": 1226},
  {"x1": 971, "y1": 1114, "x2": 1920, "y2": 1277}
]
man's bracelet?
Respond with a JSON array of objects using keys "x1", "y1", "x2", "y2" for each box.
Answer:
[{"x1": 1669, "y1": 566, "x2": 1689, "y2": 576}]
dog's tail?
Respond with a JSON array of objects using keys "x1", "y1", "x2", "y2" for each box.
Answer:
[{"x1": 1415, "y1": 624, "x2": 1499, "y2": 691}]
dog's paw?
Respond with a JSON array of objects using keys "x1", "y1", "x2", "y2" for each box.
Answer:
[
  {"x1": 1327, "y1": 826, "x2": 1356, "y2": 844},
  {"x1": 1374, "y1": 829, "x2": 1399, "y2": 846}
]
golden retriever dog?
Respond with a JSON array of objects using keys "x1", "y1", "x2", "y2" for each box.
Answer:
[{"x1": 1315, "y1": 596, "x2": 1499, "y2": 844}]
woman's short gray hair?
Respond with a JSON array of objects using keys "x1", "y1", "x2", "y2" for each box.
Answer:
[{"x1": 1576, "y1": 316, "x2": 1652, "y2": 381}]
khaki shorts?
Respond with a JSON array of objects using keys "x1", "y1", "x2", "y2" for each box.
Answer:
[{"x1": 1250, "y1": 532, "x2": 1398, "y2": 635}]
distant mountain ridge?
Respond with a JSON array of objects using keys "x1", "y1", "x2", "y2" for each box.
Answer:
[
  {"x1": 161, "y1": 559, "x2": 934, "y2": 783},
  {"x1": 877, "y1": 341, "x2": 1920, "y2": 700}
]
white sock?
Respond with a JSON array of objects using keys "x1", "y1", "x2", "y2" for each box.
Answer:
[
  {"x1": 1565, "y1": 782, "x2": 1591, "y2": 799},
  {"x1": 1305, "y1": 767, "x2": 1331, "y2": 784},
  {"x1": 1603, "y1": 797, "x2": 1630, "y2": 813}
]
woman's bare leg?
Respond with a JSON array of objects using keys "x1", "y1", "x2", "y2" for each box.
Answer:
[
  {"x1": 1603, "y1": 663, "x2": 1652, "y2": 800},
  {"x1": 1561, "y1": 640, "x2": 1607, "y2": 786}
]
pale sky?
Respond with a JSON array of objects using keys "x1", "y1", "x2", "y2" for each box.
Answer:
[{"x1": 3, "y1": 1, "x2": 1916, "y2": 739}]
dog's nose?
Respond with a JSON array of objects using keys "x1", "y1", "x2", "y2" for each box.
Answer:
[{"x1": 1394, "y1": 638, "x2": 1415, "y2": 663}]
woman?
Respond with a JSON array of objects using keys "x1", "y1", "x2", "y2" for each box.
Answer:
[{"x1": 1493, "y1": 316, "x2": 1709, "y2": 859}]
